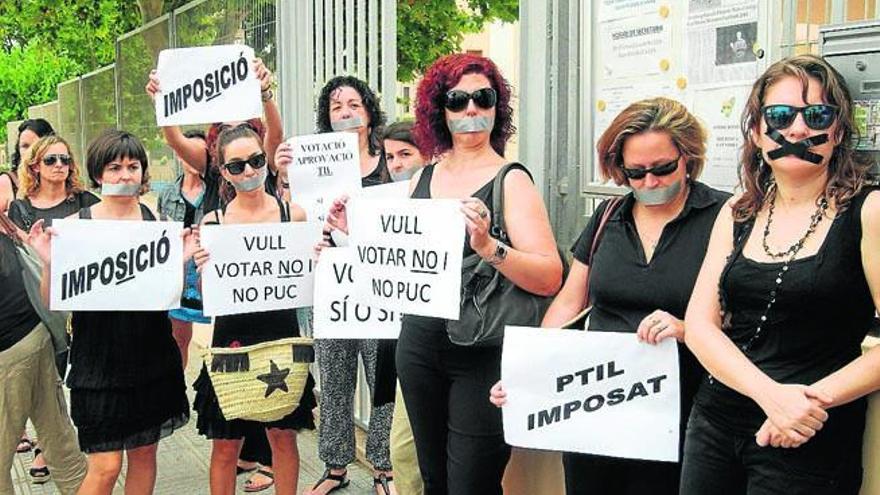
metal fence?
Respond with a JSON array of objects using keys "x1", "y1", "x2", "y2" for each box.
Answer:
[{"x1": 18, "y1": 0, "x2": 280, "y2": 193}]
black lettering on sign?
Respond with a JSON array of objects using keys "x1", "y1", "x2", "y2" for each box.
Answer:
[
  {"x1": 61, "y1": 230, "x2": 173, "y2": 301},
  {"x1": 526, "y1": 373, "x2": 669, "y2": 431},
  {"x1": 163, "y1": 51, "x2": 251, "y2": 118}
]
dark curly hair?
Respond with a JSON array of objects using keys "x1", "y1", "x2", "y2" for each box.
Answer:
[
  {"x1": 413, "y1": 54, "x2": 515, "y2": 158},
  {"x1": 316, "y1": 75, "x2": 386, "y2": 157},
  {"x1": 12, "y1": 119, "x2": 55, "y2": 171}
]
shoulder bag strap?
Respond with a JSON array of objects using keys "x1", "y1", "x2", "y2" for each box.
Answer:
[
  {"x1": 490, "y1": 162, "x2": 533, "y2": 244},
  {"x1": 583, "y1": 196, "x2": 623, "y2": 308}
]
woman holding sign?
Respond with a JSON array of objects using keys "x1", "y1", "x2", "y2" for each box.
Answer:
[
  {"x1": 28, "y1": 129, "x2": 192, "y2": 495},
  {"x1": 297, "y1": 75, "x2": 397, "y2": 495},
  {"x1": 681, "y1": 55, "x2": 880, "y2": 494},
  {"x1": 393, "y1": 53, "x2": 563, "y2": 495},
  {"x1": 490, "y1": 97, "x2": 730, "y2": 494},
  {"x1": 145, "y1": 57, "x2": 284, "y2": 207},
  {"x1": 191, "y1": 125, "x2": 317, "y2": 495}
]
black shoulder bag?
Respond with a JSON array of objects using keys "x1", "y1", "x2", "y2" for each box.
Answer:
[{"x1": 446, "y1": 163, "x2": 568, "y2": 346}]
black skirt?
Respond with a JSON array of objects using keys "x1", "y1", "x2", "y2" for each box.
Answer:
[
  {"x1": 70, "y1": 371, "x2": 190, "y2": 453},
  {"x1": 193, "y1": 365, "x2": 316, "y2": 439}
]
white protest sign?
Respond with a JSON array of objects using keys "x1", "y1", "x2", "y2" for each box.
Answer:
[
  {"x1": 50, "y1": 219, "x2": 183, "y2": 311},
  {"x1": 200, "y1": 222, "x2": 322, "y2": 316},
  {"x1": 347, "y1": 198, "x2": 464, "y2": 320},
  {"x1": 287, "y1": 132, "x2": 363, "y2": 222},
  {"x1": 502, "y1": 327, "x2": 681, "y2": 462},
  {"x1": 154, "y1": 44, "x2": 262, "y2": 126},
  {"x1": 313, "y1": 248, "x2": 401, "y2": 339},
  {"x1": 357, "y1": 180, "x2": 410, "y2": 199}
]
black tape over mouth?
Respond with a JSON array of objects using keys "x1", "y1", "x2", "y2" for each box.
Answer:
[{"x1": 765, "y1": 129, "x2": 828, "y2": 164}]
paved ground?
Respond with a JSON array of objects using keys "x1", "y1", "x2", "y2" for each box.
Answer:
[{"x1": 11, "y1": 329, "x2": 376, "y2": 495}]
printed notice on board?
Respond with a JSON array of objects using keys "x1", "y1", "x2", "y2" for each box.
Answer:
[{"x1": 686, "y1": 0, "x2": 760, "y2": 86}]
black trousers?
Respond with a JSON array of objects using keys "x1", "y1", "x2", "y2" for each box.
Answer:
[
  {"x1": 396, "y1": 316, "x2": 511, "y2": 495},
  {"x1": 563, "y1": 452, "x2": 679, "y2": 495},
  {"x1": 680, "y1": 406, "x2": 863, "y2": 495}
]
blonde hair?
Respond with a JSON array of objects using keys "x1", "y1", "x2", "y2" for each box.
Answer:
[
  {"x1": 596, "y1": 97, "x2": 707, "y2": 185},
  {"x1": 18, "y1": 135, "x2": 86, "y2": 199},
  {"x1": 734, "y1": 54, "x2": 869, "y2": 221}
]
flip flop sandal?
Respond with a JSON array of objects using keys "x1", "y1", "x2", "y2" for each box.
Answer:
[
  {"x1": 16, "y1": 437, "x2": 34, "y2": 453},
  {"x1": 311, "y1": 468, "x2": 349, "y2": 493},
  {"x1": 373, "y1": 473, "x2": 395, "y2": 495},
  {"x1": 243, "y1": 468, "x2": 274, "y2": 493},
  {"x1": 29, "y1": 465, "x2": 51, "y2": 485}
]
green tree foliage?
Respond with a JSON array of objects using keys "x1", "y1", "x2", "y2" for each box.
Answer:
[
  {"x1": 397, "y1": 0, "x2": 519, "y2": 82},
  {"x1": 0, "y1": 1, "x2": 141, "y2": 141}
]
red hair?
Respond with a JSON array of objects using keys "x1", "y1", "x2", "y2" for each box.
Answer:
[{"x1": 413, "y1": 54, "x2": 515, "y2": 158}]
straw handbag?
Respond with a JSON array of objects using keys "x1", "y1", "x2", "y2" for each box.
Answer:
[{"x1": 205, "y1": 337, "x2": 314, "y2": 422}]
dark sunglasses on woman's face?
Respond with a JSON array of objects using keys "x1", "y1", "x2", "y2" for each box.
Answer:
[
  {"x1": 761, "y1": 104, "x2": 839, "y2": 131},
  {"x1": 42, "y1": 154, "x2": 73, "y2": 167},
  {"x1": 444, "y1": 88, "x2": 498, "y2": 112},
  {"x1": 620, "y1": 156, "x2": 680, "y2": 180},
  {"x1": 223, "y1": 153, "x2": 267, "y2": 175}
]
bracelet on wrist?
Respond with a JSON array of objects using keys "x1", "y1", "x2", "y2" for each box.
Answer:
[
  {"x1": 485, "y1": 239, "x2": 509, "y2": 266},
  {"x1": 261, "y1": 89, "x2": 274, "y2": 101}
]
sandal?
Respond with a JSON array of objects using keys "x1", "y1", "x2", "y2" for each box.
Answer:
[
  {"x1": 243, "y1": 468, "x2": 274, "y2": 493},
  {"x1": 236, "y1": 463, "x2": 258, "y2": 475},
  {"x1": 311, "y1": 468, "x2": 349, "y2": 493},
  {"x1": 30, "y1": 450, "x2": 51, "y2": 485},
  {"x1": 373, "y1": 472, "x2": 395, "y2": 495},
  {"x1": 16, "y1": 437, "x2": 33, "y2": 453}
]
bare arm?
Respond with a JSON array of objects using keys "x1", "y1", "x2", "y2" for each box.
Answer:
[
  {"x1": 0, "y1": 175, "x2": 14, "y2": 212},
  {"x1": 254, "y1": 58, "x2": 282, "y2": 173},
  {"x1": 469, "y1": 170, "x2": 563, "y2": 296},
  {"x1": 685, "y1": 201, "x2": 830, "y2": 442},
  {"x1": 146, "y1": 70, "x2": 209, "y2": 172},
  {"x1": 541, "y1": 259, "x2": 589, "y2": 327}
]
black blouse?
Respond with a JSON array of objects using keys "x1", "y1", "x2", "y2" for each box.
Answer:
[{"x1": 571, "y1": 180, "x2": 730, "y2": 439}]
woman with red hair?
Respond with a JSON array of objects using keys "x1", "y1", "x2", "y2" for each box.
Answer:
[{"x1": 397, "y1": 53, "x2": 563, "y2": 494}]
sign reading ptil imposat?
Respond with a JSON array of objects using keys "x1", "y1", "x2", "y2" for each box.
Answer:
[
  {"x1": 347, "y1": 198, "x2": 464, "y2": 320},
  {"x1": 154, "y1": 45, "x2": 262, "y2": 126},
  {"x1": 313, "y1": 248, "x2": 401, "y2": 339},
  {"x1": 50, "y1": 219, "x2": 184, "y2": 311},
  {"x1": 501, "y1": 327, "x2": 681, "y2": 462},
  {"x1": 287, "y1": 132, "x2": 363, "y2": 222},
  {"x1": 200, "y1": 222, "x2": 322, "y2": 316}
]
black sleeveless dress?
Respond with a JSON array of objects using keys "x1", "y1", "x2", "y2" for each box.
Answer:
[
  {"x1": 193, "y1": 198, "x2": 316, "y2": 438},
  {"x1": 68, "y1": 204, "x2": 189, "y2": 453}
]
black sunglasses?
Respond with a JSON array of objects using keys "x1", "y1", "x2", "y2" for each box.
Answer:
[
  {"x1": 42, "y1": 154, "x2": 73, "y2": 167},
  {"x1": 444, "y1": 88, "x2": 498, "y2": 112},
  {"x1": 761, "y1": 104, "x2": 839, "y2": 131},
  {"x1": 620, "y1": 156, "x2": 680, "y2": 180},
  {"x1": 223, "y1": 153, "x2": 267, "y2": 175}
]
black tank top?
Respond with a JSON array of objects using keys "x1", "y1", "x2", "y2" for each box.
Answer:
[
  {"x1": 68, "y1": 204, "x2": 182, "y2": 389},
  {"x1": 411, "y1": 164, "x2": 499, "y2": 257},
  {"x1": 205, "y1": 197, "x2": 301, "y2": 347},
  {"x1": 695, "y1": 188, "x2": 877, "y2": 435},
  {"x1": 362, "y1": 154, "x2": 391, "y2": 187}
]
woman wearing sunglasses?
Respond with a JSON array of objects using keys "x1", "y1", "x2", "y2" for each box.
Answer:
[
  {"x1": 681, "y1": 55, "x2": 880, "y2": 494},
  {"x1": 394, "y1": 53, "x2": 563, "y2": 495},
  {"x1": 145, "y1": 58, "x2": 284, "y2": 208},
  {"x1": 191, "y1": 125, "x2": 316, "y2": 495},
  {"x1": 489, "y1": 97, "x2": 729, "y2": 494},
  {"x1": 7, "y1": 135, "x2": 99, "y2": 483},
  {"x1": 1, "y1": 119, "x2": 55, "y2": 213},
  {"x1": 27, "y1": 129, "x2": 192, "y2": 495}
]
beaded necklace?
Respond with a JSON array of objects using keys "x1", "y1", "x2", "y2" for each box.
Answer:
[{"x1": 720, "y1": 192, "x2": 829, "y2": 353}]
